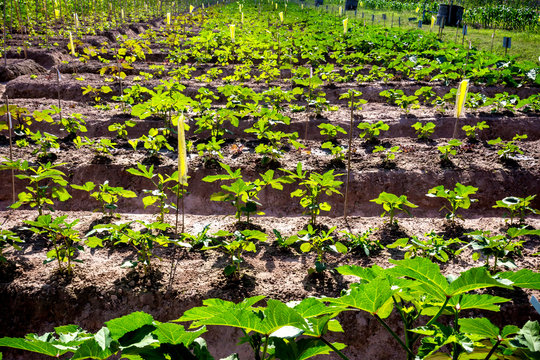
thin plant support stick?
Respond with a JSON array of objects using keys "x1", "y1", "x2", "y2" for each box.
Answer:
[
  {"x1": 343, "y1": 102, "x2": 354, "y2": 220},
  {"x1": 6, "y1": 96, "x2": 15, "y2": 204},
  {"x1": 3, "y1": 0, "x2": 7, "y2": 67},
  {"x1": 304, "y1": 67, "x2": 312, "y2": 142},
  {"x1": 56, "y1": 68, "x2": 62, "y2": 122}
]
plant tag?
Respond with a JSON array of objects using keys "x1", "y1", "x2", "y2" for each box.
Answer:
[
  {"x1": 339, "y1": 6, "x2": 342, "y2": 16},
  {"x1": 279, "y1": 11, "x2": 283, "y2": 23},
  {"x1": 74, "y1": 13, "x2": 79, "y2": 28},
  {"x1": 177, "y1": 114, "x2": 188, "y2": 185},
  {"x1": 430, "y1": 15, "x2": 435, "y2": 29},
  {"x1": 56, "y1": 68, "x2": 62, "y2": 82},
  {"x1": 343, "y1": 18, "x2": 348, "y2": 34},
  {"x1": 166, "y1": 12, "x2": 170, "y2": 25},
  {"x1": 462, "y1": 24, "x2": 467, "y2": 35},
  {"x1": 301, "y1": 3, "x2": 303, "y2": 9},
  {"x1": 190, "y1": 5, "x2": 194, "y2": 13},
  {"x1": 7, "y1": 112, "x2": 12, "y2": 129},
  {"x1": 68, "y1": 31, "x2": 75, "y2": 56},
  {"x1": 503, "y1": 37, "x2": 511, "y2": 49},
  {"x1": 230, "y1": 24, "x2": 235, "y2": 42},
  {"x1": 121, "y1": 8, "x2": 125, "y2": 20},
  {"x1": 241, "y1": 12, "x2": 244, "y2": 24},
  {"x1": 531, "y1": 296, "x2": 540, "y2": 315},
  {"x1": 455, "y1": 79, "x2": 469, "y2": 119}
]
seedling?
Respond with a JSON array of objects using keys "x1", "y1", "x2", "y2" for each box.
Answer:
[
  {"x1": 411, "y1": 122, "x2": 435, "y2": 139},
  {"x1": 26, "y1": 130, "x2": 60, "y2": 162},
  {"x1": 388, "y1": 231, "x2": 464, "y2": 262},
  {"x1": 202, "y1": 229, "x2": 267, "y2": 277},
  {"x1": 340, "y1": 227, "x2": 381, "y2": 256},
  {"x1": 57, "y1": 113, "x2": 88, "y2": 136},
  {"x1": 488, "y1": 134, "x2": 527, "y2": 161},
  {"x1": 74, "y1": 136, "x2": 117, "y2": 157},
  {"x1": 129, "y1": 128, "x2": 174, "y2": 159},
  {"x1": 437, "y1": 139, "x2": 462, "y2": 164},
  {"x1": 373, "y1": 145, "x2": 401, "y2": 166},
  {"x1": 88, "y1": 220, "x2": 172, "y2": 274},
  {"x1": 24, "y1": 215, "x2": 82, "y2": 274},
  {"x1": 357, "y1": 121, "x2": 389, "y2": 142},
  {"x1": 426, "y1": 183, "x2": 478, "y2": 224},
  {"x1": 370, "y1": 192, "x2": 417, "y2": 225},
  {"x1": 203, "y1": 163, "x2": 287, "y2": 223},
  {"x1": 321, "y1": 141, "x2": 346, "y2": 162},
  {"x1": 298, "y1": 225, "x2": 346, "y2": 274},
  {"x1": 126, "y1": 164, "x2": 179, "y2": 223},
  {"x1": 467, "y1": 227, "x2": 540, "y2": 271},
  {"x1": 282, "y1": 162, "x2": 343, "y2": 227},
  {"x1": 493, "y1": 195, "x2": 538, "y2": 225},
  {"x1": 272, "y1": 229, "x2": 299, "y2": 249},
  {"x1": 0, "y1": 160, "x2": 71, "y2": 215},
  {"x1": 462, "y1": 121, "x2": 489, "y2": 141},
  {"x1": 108, "y1": 120, "x2": 136, "y2": 139},
  {"x1": 71, "y1": 181, "x2": 136, "y2": 218},
  {"x1": 318, "y1": 123, "x2": 347, "y2": 142}
]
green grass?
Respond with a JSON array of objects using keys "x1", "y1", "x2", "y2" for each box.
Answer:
[{"x1": 310, "y1": 4, "x2": 540, "y2": 64}]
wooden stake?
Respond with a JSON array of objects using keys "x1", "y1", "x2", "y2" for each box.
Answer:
[
  {"x1": 343, "y1": 101, "x2": 354, "y2": 220},
  {"x1": 6, "y1": 96, "x2": 15, "y2": 204}
]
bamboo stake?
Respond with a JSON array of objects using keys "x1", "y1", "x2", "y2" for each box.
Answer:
[
  {"x1": 6, "y1": 96, "x2": 15, "y2": 204},
  {"x1": 3, "y1": 0, "x2": 7, "y2": 67},
  {"x1": 343, "y1": 100, "x2": 354, "y2": 220}
]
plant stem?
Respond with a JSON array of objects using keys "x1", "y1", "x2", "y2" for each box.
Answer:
[
  {"x1": 452, "y1": 310, "x2": 460, "y2": 360},
  {"x1": 374, "y1": 314, "x2": 414, "y2": 358},
  {"x1": 392, "y1": 297, "x2": 412, "y2": 360},
  {"x1": 483, "y1": 338, "x2": 502, "y2": 360},
  {"x1": 320, "y1": 337, "x2": 349, "y2": 360},
  {"x1": 260, "y1": 335, "x2": 269, "y2": 360},
  {"x1": 411, "y1": 296, "x2": 451, "y2": 345}
]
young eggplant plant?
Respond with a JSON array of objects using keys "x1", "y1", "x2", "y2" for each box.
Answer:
[
  {"x1": 87, "y1": 220, "x2": 172, "y2": 275},
  {"x1": 281, "y1": 162, "x2": 343, "y2": 228},
  {"x1": 202, "y1": 162, "x2": 287, "y2": 224},
  {"x1": 126, "y1": 164, "x2": 178, "y2": 223},
  {"x1": 370, "y1": 192, "x2": 417, "y2": 226},
  {"x1": 426, "y1": 183, "x2": 478, "y2": 225},
  {"x1": 493, "y1": 195, "x2": 538, "y2": 225},
  {"x1": 0, "y1": 160, "x2": 71, "y2": 216},
  {"x1": 24, "y1": 215, "x2": 82, "y2": 274},
  {"x1": 202, "y1": 229, "x2": 267, "y2": 278},
  {"x1": 71, "y1": 181, "x2": 136, "y2": 218},
  {"x1": 297, "y1": 225, "x2": 347, "y2": 274}
]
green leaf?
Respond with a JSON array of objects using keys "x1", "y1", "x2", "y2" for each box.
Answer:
[
  {"x1": 105, "y1": 312, "x2": 154, "y2": 340},
  {"x1": 388, "y1": 257, "x2": 449, "y2": 301},
  {"x1": 335, "y1": 265, "x2": 386, "y2": 282},
  {"x1": 0, "y1": 337, "x2": 68, "y2": 357},
  {"x1": 459, "y1": 318, "x2": 499, "y2": 339},
  {"x1": 153, "y1": 322, "x2": 205, "y2": 346},
  {"x1": 70, "y1": 338, "x2": 113, "y2": 360},
  {"x1": 511, "y1": 321, "x2": 540, "y2": 353},
  {"x1": 324, "y1": 277, "x2": 395, "y2": 318},
  {"x1": 448, "y1": 267, "x2": 513, "y2": 296},
  {"x1": 497, "y1": 269, "x2": 540, "y2": 290}
]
